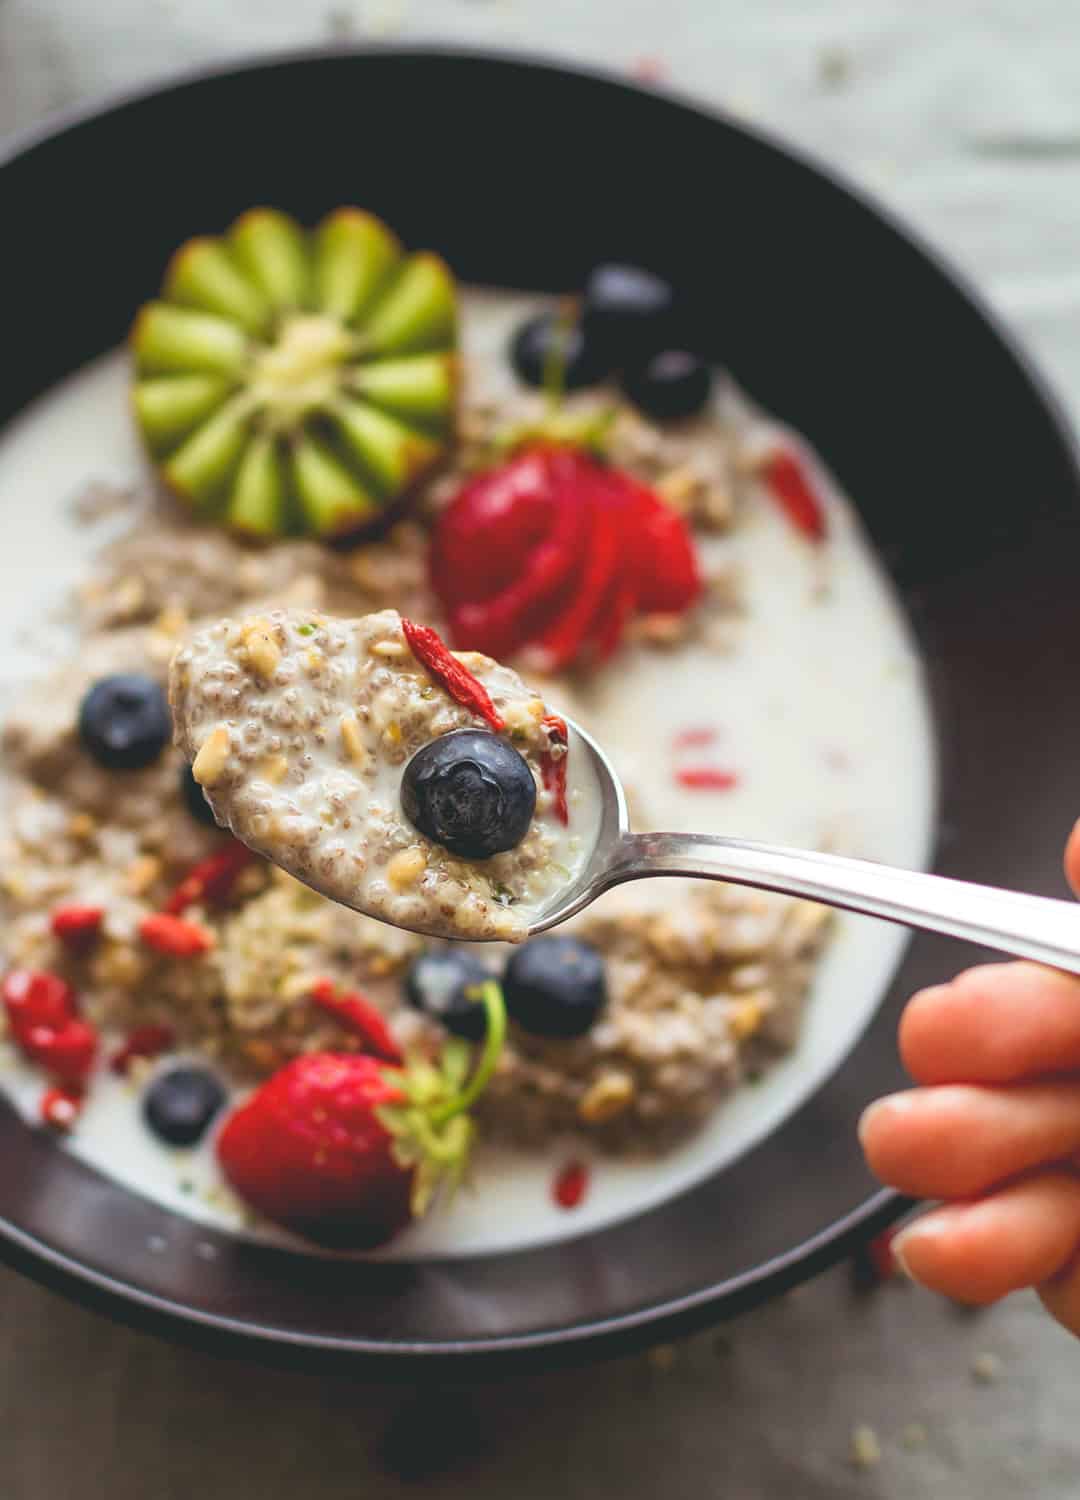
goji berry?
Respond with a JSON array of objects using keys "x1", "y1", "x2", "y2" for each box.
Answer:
[
  {"x1": 401, "y1": 619, "x2": 506, "y2": 733},
  {"x1": 539, "y1": 714, "x2": 570, "y2": 826},
  {"x1": 2, "y1": 970, "x2": 76, "y2": 1038},
  {"x1": 109, "y1": 1023, "x2": 175, "y2": 1075},
  {"x1": 675, "y1": 767, "x2": 739, "y2": 791},
  {"x1": 164, "y1": 840, "x2": 255, "y2": 915},
  {"x1": 50, "y1": 905, "x2": 105, "y2": 950},
  {"x1": 761, "y1": 447, "x2": 827, "y2": 542},
  {"x1": 23, "y1": 1019, "x2": 98, "y2": 1085},
  {"x1": 310, "y1": 979, "x2": 403, "y2": 1065},
  {"x1": 139, "y1": 913, "x2": 215, "y2": 958},
  {"x1": 553, "y1": 1160, "x2": 589, "y2": 1209},
  {"x1": 41, "y1": 1086, "x2": 83, "y2": 1130}
]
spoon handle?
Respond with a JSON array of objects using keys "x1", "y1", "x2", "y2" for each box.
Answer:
[{"x1": 612, "y1": 832, "x2": 1080, "y2": 974}]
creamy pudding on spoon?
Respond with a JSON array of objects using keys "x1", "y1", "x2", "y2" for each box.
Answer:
[{"x1": 169, "y1": 606, "x2": 600, "y2": 942}]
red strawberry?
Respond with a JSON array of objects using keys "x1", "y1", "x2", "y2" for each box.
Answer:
[
  {"x1": 430, "y1": 448, "x2": 558, "y2": 608},
  {"x1": 218, "y1": 1053, "x2": 413, "y2": 1248},
  {"x1": 630, "y1": 485, "x2": 703, "y2": 613},
  {"x1": 217, "y1": 980, "x2": 507, "y2": 1248}
]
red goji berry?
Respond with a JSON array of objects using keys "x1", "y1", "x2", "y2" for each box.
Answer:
[
  {"x1": 23, "y1": 1018, "x2": 98, "y2": 1085},
  {"x1": 310, "y1": 979, "x2": 403, "y2": 1065},
  {"x1": 139, "y1": 913, "x2": 215, "y2": 958},
  {"x1": 41, "y1": 1086, "x2": 83, "y2": 1130},
  {"x1": 539, "y1": 714, "x2": 570, "y2": 826},
  {"x1": 50, "y1": 905, "x2": 105, "y2": 949},
  {"x1": 2, "y1": 970, "x2": 76, "y2": 1038},
  {"x1": 672, "y1": 726, "x2": 719, "y2": 750},
  {"x1": 675, "y1": 767, "x2": 739, "y2": 791},
  {"x1": 761, "y1": 447, "x2": 827, "y2": 543},
  {"x1": 401, "y1": 619, "x2": 506, "y2": 733},
  {"x1": 163, "y1": 840, "x2": 255, "y2": 915},
  {"x1": 553, "y1": 1160, "x2": 589, "y2": 1209},
  {"x1": 109, "y1": 1023, "x2": 175, "y2": 1075}
]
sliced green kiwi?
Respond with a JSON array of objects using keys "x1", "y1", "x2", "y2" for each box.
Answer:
[{"x1": 131, "y1": 207, "x2": 458, "y2": 540}]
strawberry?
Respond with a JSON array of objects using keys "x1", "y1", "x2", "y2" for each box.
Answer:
[
  {"x1": 430, "y1": 442, "x2": 701, "y2": 670},
  {"x1": 217, "y1": 980, "x2": 506, "y2": 1248}
]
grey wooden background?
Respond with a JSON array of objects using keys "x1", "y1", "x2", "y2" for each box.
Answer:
[{"x1": 2, "y1": 3, "x2": 1080, "y2": 1496}]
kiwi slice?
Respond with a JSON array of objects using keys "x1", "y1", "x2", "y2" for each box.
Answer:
[{"x1": 131, "y1": 207, "x2": 458, "y2": 540}]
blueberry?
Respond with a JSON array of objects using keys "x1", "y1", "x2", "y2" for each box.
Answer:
[
  {"x1": 180, "y1": 762, "x2": 219, "y2": 827},
  {"x1": 509, "y1": 312, "x2": 611, "y2": 392},
  {"x1": 504, "y1": 937, "x2": 607, "y2": 1039},
  {"x1": 143, "y1": 1065, "x2": 226, "y2": 1146},
  {"x1": 405, "y1": 951, "x2": 492, "y2": 1040},
  {"x1": 582, "y1": 263, "x2": 678, "y2": 363},
  {"x1": 623, "y1": 350, "x2": 713, "y2": 422},
  {"x1": 401, "y1": 729, "x2": 536, "y2": 860},
  {"x1": 78, "y1": 673, "x2": 171, "y2": 771}
]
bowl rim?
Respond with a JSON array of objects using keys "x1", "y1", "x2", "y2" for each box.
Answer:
[{"x1": 1, "y1": 41, "x2": 1078, "y2": 1367}]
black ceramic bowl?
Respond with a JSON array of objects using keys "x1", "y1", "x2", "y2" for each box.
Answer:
[{"x1": 2, "y1": 47, "x2": 1079, "y2": 1373}]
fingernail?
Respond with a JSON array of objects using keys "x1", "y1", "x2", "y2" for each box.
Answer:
[
  {"x1": 856, "y1": 1101, "x2": 881, "y2": 1147},
  {"x1": 890, "y1": 1223, "x2": 932, "y2": 1285}
]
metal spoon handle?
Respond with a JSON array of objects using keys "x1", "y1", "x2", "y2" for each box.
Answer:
[{"x1": 610, "y1": 832, "x2": 1080, "y2": 974}]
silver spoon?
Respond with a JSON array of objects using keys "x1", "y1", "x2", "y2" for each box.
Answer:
[{"x1": 526, "y1": 718, "x2": 1080, "y2": 973}]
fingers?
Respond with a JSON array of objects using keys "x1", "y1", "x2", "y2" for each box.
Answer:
[
  {"x1": 1038, "y1": 1256, "x2": 1080, "y2": 1337},
  {"x1": 1065, "y1": 817, "x2": 1080, "y2": 898},
  {"x1": 899, "y1": 963, "x2": 1080, "y2": 1085},
  {"x1": 860, "y1": 1081, "x2": 1080, "y2": 1197},
  {"x1": 892, "y1": 1170, "x2": 1080, "y2": 1304}
]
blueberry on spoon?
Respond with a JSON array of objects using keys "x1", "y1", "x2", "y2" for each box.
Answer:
[{"x1": 401, "y1": 729, "x2": 536, "y2": 859}]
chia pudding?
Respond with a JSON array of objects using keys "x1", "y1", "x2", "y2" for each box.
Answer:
[{"x1": 169, "y1": 607, "x2": 599, "y2": 942}]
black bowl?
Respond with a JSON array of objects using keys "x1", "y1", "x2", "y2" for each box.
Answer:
[{"x1": 3, "y1": 46, "x2": 1079, "y2": 1373}]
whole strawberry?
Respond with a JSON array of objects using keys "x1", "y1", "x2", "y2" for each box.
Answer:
[{"x1": 217, "y1": 981, "x2": 505, "y2": 1248}]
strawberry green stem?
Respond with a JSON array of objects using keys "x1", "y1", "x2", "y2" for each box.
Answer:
[
  {"x1": 542, "y1": 298, "x2": 577, "y2": 412},
  {"x1": 430, "y1": 980, "x2": 506, "y2": 1125}
]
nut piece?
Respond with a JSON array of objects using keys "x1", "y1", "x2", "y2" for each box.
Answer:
[
  {"x1": 191, "y1": 726, "x2": 231, "y2": 787},
  {"x1": 578, "y1": 1070, "x2": 635, "y2": 1124},
  {"x1": 387, "y1": 846, "x2": 427, "y2": 890},
  {"x1": 240, "y1": 619, "x2": 281, "y2": 680},
  {"x1": 728, "y1": 995, "x2": 766, "y2": 1042},
  {"x1": 257, "y1": 754, "x2": 289, "y2": 785},
  {"x1": 339, "y1": 713, "x2": 369, "y2": 768}
]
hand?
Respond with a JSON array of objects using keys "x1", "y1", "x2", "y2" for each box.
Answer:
[{"x1": 859, "y1": 820, "x2": 1080, "y2": 1336}]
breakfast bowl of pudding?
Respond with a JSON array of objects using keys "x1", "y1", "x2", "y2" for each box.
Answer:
[{"x1": 1, "y1": 46, "x2": 1077, "y2": 1369}]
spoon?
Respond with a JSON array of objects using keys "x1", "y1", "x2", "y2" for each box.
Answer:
[{"x1": 526, "y1": 717, "x2": 1080, "y2": 973}]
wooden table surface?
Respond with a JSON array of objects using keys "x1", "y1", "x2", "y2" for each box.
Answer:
[{"x1": 3, "y1": 4, "x2": 1080, "y2": 1496}]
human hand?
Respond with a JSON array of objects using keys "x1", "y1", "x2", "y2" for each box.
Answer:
[{"x1": 859, "y1": 820, "x2": 1080, "y2": 1336}]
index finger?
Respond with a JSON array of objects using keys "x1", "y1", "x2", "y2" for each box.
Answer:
[{"x1": 900, "y1": 962, "x2": 1080, "y2": 1085}]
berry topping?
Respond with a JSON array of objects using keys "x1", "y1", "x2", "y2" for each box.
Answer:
[
  {"x1": 430, "y1": 448, "x2": 701, "y2": 670},
  {"x1": 180, "y1": 762, "x2": 220, "y2": 826},
  {"x1": 509, "y1": 311, "x2": 610, "y2": 392},
  {"x1": 504, "y1": 936, "x2": 607, "y2": 1039},
  {"x1": 2, "y1": 970, "x2": 99, "y2": 1085},
  {"x1": 139, "y1": 912, "x2": 215, "y2": 958},
  {"x1": 131, "y1": 207, "x2": 458, "y2": 541},
  {"x1": 110, "y1": 1024, "x2": 175, "y2": 1075},
  {"x1": 41, "y1": 1087, "x2": 83, "y2": 1131},
  {"x1": 553, "y1": 1159, "x2": 589, "y2": 1209},
  {"x1": 623, "y1": 350, "x2": 713, "y2": 422},
  {"x1": 78, "y1": 674, "x2": 171, "y2": 771},
  {"x1": 50, "y1": 905, "x2": 105, "y2": 951},
  {"x1": 217, "y1": 982, "x2": 507, "y2": 1246},
  {"x1": 405, "y1": 951, "x2": 492, "y2": 1040},
  {"x1": 163, "y1": 841, "x2": 255, "y2": 915},
  {"x1": 582, "y1": 263, "x2": 677, "y2": 363},
  {"x1": 143, "y1": 1065, "x2": 227, "y2": 1146},
  {"x1": 401, "y1": 729, "x2": 537, "y2": 860},
  {"x1": 309, "y1": 978, "x2": 403, "y2": 1065}
]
